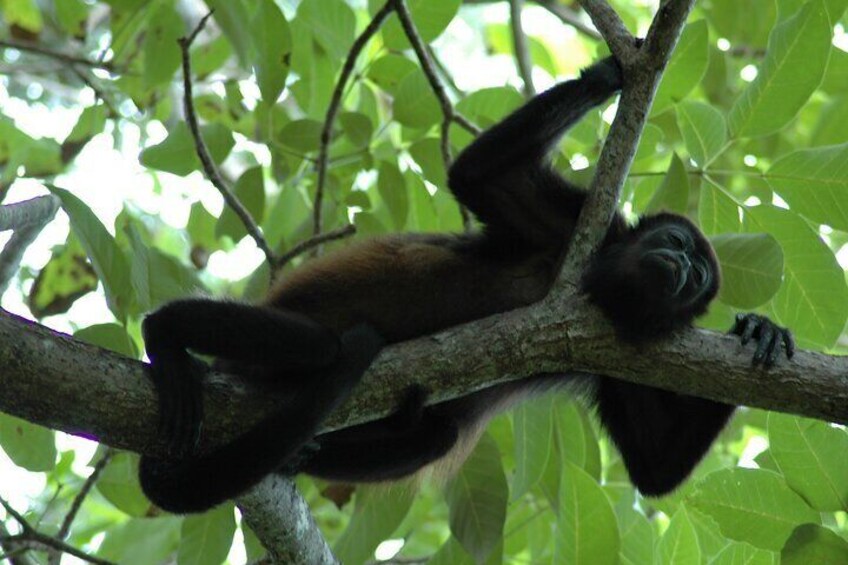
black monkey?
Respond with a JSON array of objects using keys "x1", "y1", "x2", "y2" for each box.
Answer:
[{"x1": 139, "y1": 52, "x2": 793, "y2": 513}]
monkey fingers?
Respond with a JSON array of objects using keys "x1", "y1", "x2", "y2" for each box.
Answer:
[
  {"x1": 148, "y1": 351, "x2": 206, "y2": 457},
  {"x1": 729, "y1": 313, "x2": 794, "y2": 367}
]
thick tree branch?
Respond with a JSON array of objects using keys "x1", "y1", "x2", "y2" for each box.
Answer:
[
  {"x1": 238, "y1": 477, "x2": 338, "y2": 565},
  {"x1": 0, "y1": 296, "x2": 845, "y2": 465}
]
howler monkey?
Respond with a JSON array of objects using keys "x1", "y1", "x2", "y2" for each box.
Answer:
[{"x1": 139, "y1": 52, "x2": 794, "y2": 513}]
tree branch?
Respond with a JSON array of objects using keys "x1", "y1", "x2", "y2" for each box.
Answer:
[
  {"x1": 391, "y1": 0, "x2": 481, "y2": 229},
  {"x1": 0, "y1": 294, "x2": 845, "y2": 464},
  {"x1": 237, "y1": 477, "x2": 338, "y2": 565},
  {"x1": 0, "y1": 195, "x2": 60, "y2": 294},
  {"x1": 556, "y1": 0, "x2": 695, "y2": 289},
  {"x1": 313, "y1": 1, "x2": 395, "y2": 238},
  {"x1": 509, "y1": 0, "x2": 536, "y2": 97},
  {"x1": 0, "y1": 39, "x2": 118, "y2": 72},
  {"x1": 178, "y1": 13, "x2": 276, "y2": 267}
]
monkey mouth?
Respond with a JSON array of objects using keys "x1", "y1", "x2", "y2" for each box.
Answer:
[{"x1": 644, "y1": 253, "x2": 688, "y2": 296}]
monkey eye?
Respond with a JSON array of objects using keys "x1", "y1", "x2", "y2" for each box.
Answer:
[{"x1": 667, "y1": 230, "x2": 688, "y2": 249}]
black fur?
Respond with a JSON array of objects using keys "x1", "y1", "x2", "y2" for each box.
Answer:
[{"x1": 139, "y1": 51, "x2": 792, "y2": 513}]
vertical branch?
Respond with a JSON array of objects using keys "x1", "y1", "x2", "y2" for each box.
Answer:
[
  {"x1": 391, "y1": 0, "x2": 481, "y2": 229},
  {"x1": 178, "y1": 14, "x2": 276, "y2": 267},
  {"x1": 238, "y1": 475, "x2": 339, "y2": 565},
  {"x1": 47, "y1": 450, "x2": 113, "y2": 565},
  {"x1": 555, "y1": 0, "x2": 697, "y2": 290},
  {"x1": 313, "y1": 1, "x2": 395, "y2": 238},
  {"x1": 509, "y1": 0, "x2": 536, "y2": 97}
]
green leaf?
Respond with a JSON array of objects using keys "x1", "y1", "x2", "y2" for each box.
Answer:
[
  {"x1": 141, "y1": 123, "x2": 234, "y2": 176},
  {"x1": 55, "y1": 0, "x2": 88, "y2": 37},
  {"x1": 252, "y1": 0, "x2": 292, "y2": 104},
  {"x1": 689, "y1": 468, "x2": 819, "y2": 550},
  {"x1": 377, "y1": 161, "x2": 409, "y2": 229},
  {"x1": 297, "y1": 0, "x2": 356, "y2": 61},
  {"x1": 0, "y1": 0, "x2": 43, "y2": 33},
  {"x1": 191, "y1": 36, "x2": 232, "y2": 79},
  {"x1": 278, "y1": 119, "x2": 323, "y2": 153},
  {"x1": 177, "y1": 504, "x2": 236, "y2": 565},
  {"x1": 768, "y1": 412, "x2": 848, "y2": 511},
  {"x1": 48, "y1": 187, "x2": 131, "y2": 319},
  {"x1": 729, "y1": 0, "x2": 830, "y2": 137},
  {"x1": 75, "y1": 323, "x2": 138, "y2": 358},
  {"x1": 699, "y1": 180, "x2": 741, "y2": 235},
  {"x1": 707, "y1": 0, "x2": 775, "y2": 48},
  {"x1": 710, "y1": 542, "x2": 778, "y2": 564},
  {"x1": 455, "y1": 87, "x2": 524, "y2": 127},
  {"x1": 367, "y1": 54, "x2": 418, "y2": 94},
  {"x1": 28, "y1": 235, "x2": 97, "y2": 318},
  {"x1": 0, "y1": 413, "x2": 56, "y2": 472},
  {"x1": 204, "y1": 0, "x2": 252, "y2": 65},
  {"x1": 98, "y1": 516, "x2": 182, "y2": 565},
  {"x1": 66, "y1": 104, "x2": 108, "y2": 145},
  {"x1": 97, "y1": 452, "x2": 150, "y2": 516},
  {"x1": 445, "y1": 434, "x2": 508, "y2": 563},
  {"x1": 746, "y1": 205, "x2": 848, "y2": 349},
  {"x1": 554, "y1": 462, "x2": 619, "y2": 565},
  {"x1": 380, "y1": 0, "x2": 461, "y2": 50},
  {"x1": 712, "y1": 232, "x2": 783, "y2": 309},
  {"x1": 646, "y1": 153, "x2": 690, "y2": 214},
  {"x1": 658, "y1": 507, "x2": 701, "y2": 565},
  {"x1": 765, "y1": 143, "x2": 848, "y2": 231},
  {"x1": 143, "y1": 3, "x2": 183, "y2": 88},
  {"x1": 633, "y1": 124, "x2": 666, "y2": 163},
  {"x1": 810, "y1": 95, "x2": 848, "y2": 146},
  {"x1": 339, "y1": 112, "x2": 373, "y2": 148},
  {"x1": 652, "y1": 20, "x2": 709, "y2": 115},
  {"x1": 677, "y1": 101, "x2": 728, "y2": 167},
  {"x1": 821, "y1": 45, "x2": 848, "y2": 94},
  {"x1": 216, "y1": 166, "x2": 266, "y2": 240},
  {"x1": 394, "y1": 70, "x2": 442, "y2": 130},
  {"x1": 334, "y1": 486, "x2": 414, "y2": 564},
  {"x1": 512, "y1": 396, "x2": 554, "y2": 499},
  {"x1": 616, "y1": 501, "x2": 654, "y2": 565},
  {"x1": 409, "y1": 137, "x2": 447, "y2": 188},
  {"x1": 781, "y1": 524, "x2": 848, "y2": 565}
]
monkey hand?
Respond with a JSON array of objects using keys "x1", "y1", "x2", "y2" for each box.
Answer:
[
  {"x1": 729, "y1": 313, "x2": 795, "y2": 368},
  {"x1": 147, "y1": 351, "x2": 208, "y2": 458}
]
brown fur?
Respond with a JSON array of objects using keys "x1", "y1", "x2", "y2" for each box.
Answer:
[{"x1": 267, "y1": 232, "x2": 560, "y2": 344}]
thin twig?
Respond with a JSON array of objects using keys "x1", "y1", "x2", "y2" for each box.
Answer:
[
  {"x1": 48, "y1": 449, "x2": 113, "y2": 565},
  {"x1": 426, "y1": 45, "x2": 464, "y2": 97},
  {"x1": 0, "y1": 39, "x2": 117, "y2": 72},
  {"x1": 509, "y1": 0, "x2": 536, "y2": 97},
  {"x1": 178, "y1": 12, "x2": 276, "y2": 267},
  {"x1": 0, "y1": 496, "x2": 114, "y2": 565},
  {"x1": 1, "y1": 535, "x2": 115, "y2": 565},
  {"x1": 276, "y1": 224, "x2": 357, "y2": 269},
  {"x1": 391, "y1": 0, "x2": 480, "y2": 230},
  {"x1": 314, "y1": 1, "x2": 395, "y2": 237}
]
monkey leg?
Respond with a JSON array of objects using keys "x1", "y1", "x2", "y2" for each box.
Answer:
[
  {"x1": 142, "y1": 299, "x2": 347, "y2": 456},
  {"x1": 139, "y1": 323, "x2": 384, "y2": 513},
  {"x1": 295, "y1": 386, "x2": 458, "y2": 481}
]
